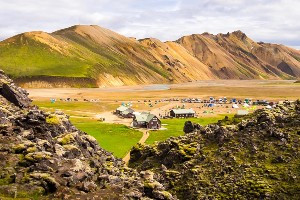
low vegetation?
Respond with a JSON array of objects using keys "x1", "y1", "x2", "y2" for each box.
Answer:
[
  {"x1": 0, "y1": 39, "x2": 91, "y2": 78},
  {"x1": 146, "y1": 115, "x2": 234, "y2": 144},
  {"x1": 34, "y1": 100, "x2": 120, "y2": 116},
  {"x1": 70, "y1": 117, "x2": 142, "y2": 158}
]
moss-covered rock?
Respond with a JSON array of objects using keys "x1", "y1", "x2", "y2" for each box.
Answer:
[
  {"x1": 46, "y1": 115, "x2": 60, "y2": 125},
  {"x1": 13, "y1": 144, "x2": 27, "y2": 154},
  {"x1": 57, "y1": 133, "x2": 74, "y2": 145},
  {"x1": 130, "y1": 101, "x2": 300, "y2": 199},
  {"x1": 24, "y1": 152, "x2": 52, "y2": 162}
]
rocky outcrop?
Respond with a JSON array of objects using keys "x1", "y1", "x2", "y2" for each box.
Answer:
[
  {"x1": 183, "y1": 121, "x2": 202, "y2": 134},
  {"x1": 0, "y1": 71, "x2": 174, "y2": 199},
  {"x1": 129, "y1": 101, "x2": 300, "y2": 199},
  {"x1": 0, "y1": 70, "x2": 32, "y2": 108}
]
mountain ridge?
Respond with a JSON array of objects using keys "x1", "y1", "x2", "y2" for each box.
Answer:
[{"x1": 0, "y1": 25, "x2": 300, "y2": 88}]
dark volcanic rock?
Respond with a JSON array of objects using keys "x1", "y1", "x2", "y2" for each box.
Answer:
[
  {"x1": 129, "y1": 101, "x2": 300, "y2": 199},
  {"x1": 183, "y1": 121, "x2": 202, "y2": 134},
  {"x1": 0, "y1": 70, "x2": 32, "y2": 108},
  {"x1": 183, "y1": 121, "x2": 194, "y2": 133}
]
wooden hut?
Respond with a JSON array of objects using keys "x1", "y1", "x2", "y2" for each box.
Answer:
[
  {"x1": 133, "y1": 113, "x2": 161, "y2": 129},
  {"x1": 115, "y1": 106, "x2": 134, "y2": 118},
  {"x1": 170, "y1": 108, "x2": 195, "y2": 118}
]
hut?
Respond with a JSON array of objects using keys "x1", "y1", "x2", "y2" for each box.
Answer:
[
  {"x1": 170, "y1": 108, "x2": 195, "y2": 118},
  {"x1": 115, "y1": 106, "x2": 134, "y2": 118},
  {"x1": 121, "y1": 109, "x2": 135, "y2": 118},
  {"x1": 115, "y1": 106, "x2": 129, "y2": 115},
  {"x1": 133, "y1": 113, "x2": 161, "y2": 129}
]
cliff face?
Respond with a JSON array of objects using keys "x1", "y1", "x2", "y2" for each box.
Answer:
[
  {"x1": 0, "y1": 70, "x2": 174, "y2": 199},
  {"x1": 129, "y1": 100, "x2": 300, "y2": 199},
  {"x1": 1, "y1": 26, "x2": 300, "y2": 88}
]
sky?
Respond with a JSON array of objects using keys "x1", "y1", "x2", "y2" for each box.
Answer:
[{"x1": 0, "y1": 0, "x2": 300, "y2": 49}]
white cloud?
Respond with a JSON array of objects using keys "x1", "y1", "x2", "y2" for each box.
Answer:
[{"x1": 0, "y1": 0, "x2": 299, "y2": 47}]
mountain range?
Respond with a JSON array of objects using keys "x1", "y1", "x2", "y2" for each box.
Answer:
[{"x1": 1, "y1": 25, "x2": 300, "y2": 87}]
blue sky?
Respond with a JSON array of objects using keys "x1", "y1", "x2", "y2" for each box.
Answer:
[{"x1": 0, "y1": 0, "x2": 299, "y2": 49}]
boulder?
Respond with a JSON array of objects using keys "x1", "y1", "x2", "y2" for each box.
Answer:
[
  {"x1": 0, "y1": 71, "x2": 32, "y2": 108},
  {"x1": 183, "y1": 121, "x2": 194, "y2": 134}
]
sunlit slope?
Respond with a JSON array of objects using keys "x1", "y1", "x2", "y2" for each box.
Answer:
[{"x1": 0, "y1": 25, "x2": 300, "y2": 87}]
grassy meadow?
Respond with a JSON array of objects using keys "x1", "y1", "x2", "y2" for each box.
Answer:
[
  {"x1": 0, "y1": 40, "x2": 91, "y2": 77},
  {"x1": 146, "y1": 114, "x2": 234, "y2": 144},
  {"x1": 33, "y1": 99, "x2": 237, "y2": 157},
  {"x1": 34, "y1": 100, "x2": 120, "y2": 116},
  {"x1": 34, "y1": 99, "x2": 235, "y2": 158},
  {"x1": 70, "y1": 117, "x2": 142, "y2": 158}
]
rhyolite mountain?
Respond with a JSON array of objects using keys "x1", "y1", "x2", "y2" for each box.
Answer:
[{"x1": 1, "y1": 25, "x2": 300, "y2": 87}]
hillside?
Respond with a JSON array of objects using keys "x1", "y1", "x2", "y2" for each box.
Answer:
[
  {"x1": 177, "y1": 31, "x2": 300, "y2": 79},
  {"x1": 129, "y1": 101, "x2": 300, "y2": 199},
  {"x1": 1, "y1": 25, "x2": 300, "y2": 87}
]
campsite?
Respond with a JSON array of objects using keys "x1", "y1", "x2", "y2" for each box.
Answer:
[{"x1": 29, "y1": 79, "x2": 300, "y2": 160}]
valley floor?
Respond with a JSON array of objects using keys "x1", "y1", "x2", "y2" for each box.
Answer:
[
  {"x1": 28, "y1": 79, "x2": 300, "y2": 101},
  {"x1": 28, "y1": 80, "x2": 300, "y2": 158}
]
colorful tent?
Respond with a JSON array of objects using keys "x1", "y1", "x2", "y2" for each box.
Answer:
[
  {"x1": 232, "y1": 104, "x2": 239, "y2": 108},
  {"x1": 266, "y1": 105, "x2": 272, "y2": 109},
  {"x1": 243, "y1": 103, "x2": 250, "y2": 107}
]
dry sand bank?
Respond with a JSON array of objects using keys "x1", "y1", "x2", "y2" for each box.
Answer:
[{"x1": 28, "y1": 80, "x2": 300, "y2": 101}]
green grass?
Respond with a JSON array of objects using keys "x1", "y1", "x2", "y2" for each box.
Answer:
[
  {"x1": 34, "y1": 100, "x2": 119, "y2": 116},
  {"x1": 146, "y1": 115, "x2": 234, "y2": 144},
  {"x1": 0, "y1": 30, "x2": 172, "y2": 86},
  {"x1": 70, "y1": 117, "x2": 142, "y2": 158},
  {"x1": 0, "y1": 38, "x2": 91, "y2": 77},
  {"x1": 143, "y1": 61, "x2": 170, "y2": 79},
  {"x1": 34, "y1": 100, "x2": 235, "y2": 157},
  {"x1": 0, "y1": 33, "x2": 149, "y2": 81}
]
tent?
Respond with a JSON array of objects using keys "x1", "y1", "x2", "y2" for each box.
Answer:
[
  {"x1": 232, "y1": 104, "x2": 239, "y2": 109},
  {"x1": 243, "y1": 103, "x2": 250, "y2": 107},
  {"x1": 50, "y1": 98, "x2": 56, "y2": 103},
  {"x1": 265, "y1": 105, "x2": 272, "y2": 109}
]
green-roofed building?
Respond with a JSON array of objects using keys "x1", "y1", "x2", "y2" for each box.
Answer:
[
  {"x1": 133, "y1": 112, "x2": 161, "y2": 129},
  {"x1": 115, "y1": 105, "x2": 135, "y2": 118}
]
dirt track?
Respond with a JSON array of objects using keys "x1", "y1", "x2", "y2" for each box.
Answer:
[
  {"x1": 95, "y1": 112, "x2": 132, "y2": 126},
  {"x1": 122, "y1": 130, "x2": 149, "y2": 165}
]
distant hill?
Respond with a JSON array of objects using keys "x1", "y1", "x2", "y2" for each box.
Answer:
[{"x1": 1, "y1": 25, "x2": 300, "y2": 87}]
